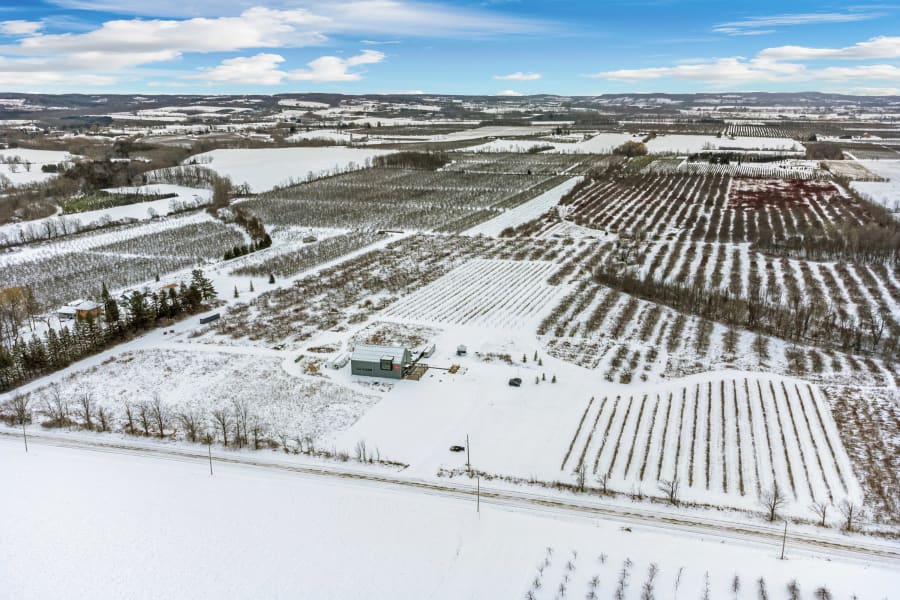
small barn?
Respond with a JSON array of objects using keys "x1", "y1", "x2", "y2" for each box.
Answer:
[{"x1": 350, "y1": 344, "x2": 412, "y2": 380}]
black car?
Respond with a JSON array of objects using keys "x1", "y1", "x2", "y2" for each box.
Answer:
[
  {"x1": 508, "y1": 377, "x2": 522, "y2": 387},
  {"x1": 449, "y1": 445, "x2": 466, "y2": 452}
]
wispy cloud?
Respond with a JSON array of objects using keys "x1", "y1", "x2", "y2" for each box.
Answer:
[
  {"x1": 494, "y1": 71, "x2": 541, "y2": 81},
  {"x1": 0, "y1": 20, "x2": 43, "y2": 35},
  {"x1": 190, "y1": 50, "x2": 385, "y2": 85},
  {"x1": 713, "y1": 11, "x2": 883, "y2": 35},
  {"x1": 587, "y1": 36, "x2": 900, "y2": 85}
]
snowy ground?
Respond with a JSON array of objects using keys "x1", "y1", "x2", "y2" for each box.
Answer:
[
  {"x1": 0, "y1": 147, "x2": 76, "y2": 186},
  {"x1": 645, "y1": 135, "x2": 804, "y2": 155},
  {"x1": 187, "y1": 147, "x2": 394, "y2": 192},
  {"x1": 0, "y1": 185, "x2": 211, "y2": 248},
  {"x1": 464, "y1": 176, "x2": 582, "y2": 236},
  {"x1": 1, "y1": 439, "x2": 896, "y2": 600},
  {"x1": 849, "y1": 160, "x2": 900, "y2": 213}
]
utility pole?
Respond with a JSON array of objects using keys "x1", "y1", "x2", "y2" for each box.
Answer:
[
  {"x1": 477, "y1": 477, "x2": 480, "y2": 514},
  {"x1": 22, "y1": 422, "x2": 28, "y2": 453},
  {"x1": 466, "y1": 434, "x2": 470, "y2": 474},
  {"x1": 208, "y1": 441, "x2": 213, "y2": 476},
  {"x1": 780, "y1": 521, "x2": 787, "y2": 560}
]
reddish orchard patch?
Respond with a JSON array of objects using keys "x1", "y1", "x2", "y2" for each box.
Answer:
[{"x1": 728, "y1": 178, "x2": 838, "y2": 210}]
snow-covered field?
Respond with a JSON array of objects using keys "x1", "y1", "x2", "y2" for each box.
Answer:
[
  {"x1": 465, "y1": 176, "x2": 582, "y2": 236},
  {"x1": 0, "y1": 147, "x2": 76, "y2": 186},
  {"x1": 27, "y1": 347, "x2": 377, "y2": 442},
  {"x1": 187, "y1": 147, "x2": 394, "y2": 192},
  {"x1": 383, "y1": 259, "x2": 563, "y2": 329},
  {"x1": 2, "y1": 439, "x2": 895, "y2": 600},
  {"x1": 645, "y1": 135, "x2": 804, "y2": 155},
  {"x1": 849, "y1": 160, "x2": 900, "y2": 212},
  {"x1": 463, "y1": 133, "x2": 637, "y2": 154}
]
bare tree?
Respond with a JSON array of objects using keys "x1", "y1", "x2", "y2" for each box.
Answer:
[
  {"x1": 42, "y1": 383, "x2": 70, "y2": 427},
  {"x1": 760, "y1": 486, "x2": 785, "y2": 521},
  {"x1": 137, "y1": 402, "x2": 152, "y2": 436},
  {"x1": 809, "y1": 501, "x2": 829, "y2": 527},
  {"x1": 757, "y1": 577, "x2": 769, "y2": 600},
  {"x1": 150, "y1": 393, "x2": 168, "y2": 438},
  {"x1": 731, "y1": 575, "x2": 741, "y2": 600},
  {"x1": 596, "y1": 473, "x2": 609, "y2": 495},
  {"x1": 231, "y1": 398, "x2": 250, "y2": 448},
  {"x1": 354, "y1": 439, "x2": 368, "y2": 462},
  {"x1": 211, "y1": 407, "x2": 231, "y2": 447},
  {"x1": 787, "y1": 580, "x2": 800, "y2": 600},
  {"x1": 814, "y1": 587, "x2": 832, "y2": 600},
  {"x1": 839, "y1": 500, "x2": 862, "y2": 532},
  {"x1": 177, "y1": 409, "x2": 202, "y2": 443},
  {"x1": 576, "y1": 463, "x2": 587, "y2": 492},
  {"x1": 96, "y1": 406, "x2": 111, "y2": 432},
  {"x1": 10, "y1": 394, "x2": 31, "y2": 425},
  {"x1": 123, "y1": 402, "x2": 135, "y2": 434},
  {"x1": 640, "y1": 563, "x2": 658, "y2": 600},
  {"x1": 658, "y1": 477, "x2": 679, "y2": 505},
  {"x1": 77, "y1": 387, "x2": 95, "y2": 430}
]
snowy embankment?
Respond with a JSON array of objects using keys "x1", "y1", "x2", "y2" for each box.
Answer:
[
  {"x1": 848, "y1": 160, "x2": 900, "y2": 213},
  {"x1": 187, "y1": 147, "x2": 394, "y2": 193},
  {"x1": 2, "y1": 439, "x2": 896, "y2": 599},
  {"x1": 0, "y1": 147, "x2": 76, "y2": 187},
  {"x1": 465, "y1": 176, "x2": 582, "y2": 236},
  {"x1": 0, "y1": 185, "x2": 211, "y2": 247}
]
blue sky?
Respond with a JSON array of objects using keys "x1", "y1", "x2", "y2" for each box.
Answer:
[{"x1": 0, "y1": 1, "x2": 898, "y2": 95}]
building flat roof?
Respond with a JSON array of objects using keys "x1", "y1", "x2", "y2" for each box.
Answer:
[{"x1": 351, "y1": 344, "x2": 409, "y2": 363}]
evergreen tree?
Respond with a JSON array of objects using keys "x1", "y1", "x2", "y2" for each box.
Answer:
[
  {"x1": 190, "y1": 269, "x2": 216, "y2": 301},
  {"x1": 268, "y1": 273, "x2": 275, "y2": 284},
  {"x1": 128, "y1": 290, "x2": 151, "y2": 329},
  {"x1": 234, "y1": 286, "x2": 239, "y2": 298},
  {"x1": 249, "y1": 281, "x2": 254, "y2": 292},
  {"x1": 45, "y1": 327, "x2": 63, "y2": 368},
  {"x1": 101, "y1": 282, "x2": 120, "y2": 324}
]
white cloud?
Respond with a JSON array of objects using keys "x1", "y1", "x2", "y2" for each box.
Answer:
[
  {"x1": 588, "y1": 36, "x2": 900, "y2": 85},
  {"x1": 192, "y1": 50, "x2": 385, "y2": 85},
  {"x1": 0, "y1": 3, "x2": 545, "y2": 89},
  {"x1": 494, "y1": 71, "x2": 541, "y2": 81},
  {"x1": 759, "y1": 36, "x2": 900, "y2": 61},
  {"x1": 495, "y1": 89, "x2": 522, "y2": 96},
  {"x1": 714, "y1": 11, "x2": 881, "y2": 35},
  {"x1": 192, "y1": 53, "x2": 288, "y2": 85},
  {"x1": 0, "y1": 20, "x2": 44, "y2": 36},
  {"x1": 45, "y1": 1, "x2": 545, "y2": 36}
]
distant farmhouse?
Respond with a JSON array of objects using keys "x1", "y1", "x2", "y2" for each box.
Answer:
[
  {"x1": 57, "y1": 300, "x2": 102, "y2": 321},
  {"x1": 350, "y1": 344, "x2": 412, "y2": 379}
]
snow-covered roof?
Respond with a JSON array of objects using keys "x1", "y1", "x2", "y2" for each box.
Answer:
[
  {"x1": 351, "y1": 344, "x2": 409, "y2": 364},
  {"x1": 60, "y1": 300, "x2": 100, "y2": 312}
]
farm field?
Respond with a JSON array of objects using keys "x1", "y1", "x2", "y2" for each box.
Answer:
[
  {"x1": 464, "y1": 176, "x2": 582, "y2": 236},
  {"x1": 560, "y1": 373, "x2": 861, "y2": 514},
  {"x1": 0, "y1": 147, "x2": 76, "y2": 187},
  {"x1": 242, "y1": 160, "x2": 580, "y2": 232},
  {"x1": 1, "y1": 106, "x2": 899, "y2": 556},
  {"x1": 383, "y1": 258, "x2": 563, "y2": 329},
  {"x1": 645, "y1": 134, "x2": 804, "y2": 154},
  {"x1": 850, "y1": 160, "x2": 900, "y2": 213},
  {"x1": 188, "y1": 147, "x2": 394, "y2": 192}
]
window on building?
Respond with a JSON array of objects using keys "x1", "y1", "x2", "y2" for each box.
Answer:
[{"x1": 380, "y1": 357, "x2": 393, "y2": 371}]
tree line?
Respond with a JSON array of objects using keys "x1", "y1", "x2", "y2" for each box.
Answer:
[
  {"x1": 592, "y1": 264, "x2": 898, "y2": 360},
  {"x1": 0, "y1": 270, "x2": 217, "y2": 392}
]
